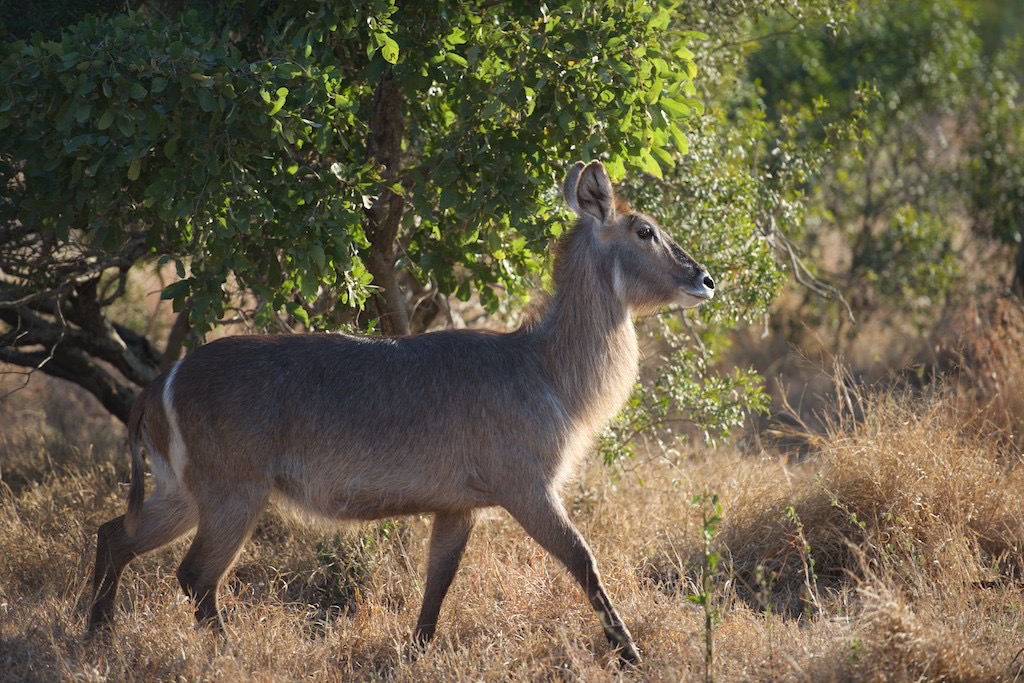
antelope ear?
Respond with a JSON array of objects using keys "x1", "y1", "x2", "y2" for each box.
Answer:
[
  {"x1": 574, "y1": 161, "x2": 615, "y2": 224},
  {"x1": 563, "y1": 161, "x2": 586, "y2": 214}
]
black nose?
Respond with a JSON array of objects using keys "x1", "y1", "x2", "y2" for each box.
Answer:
[{"x1": 703, "y1": 275, "x2": 715, "y2": 289}]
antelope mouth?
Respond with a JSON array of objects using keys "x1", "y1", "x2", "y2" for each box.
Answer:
[{"x1": 678, "y1": 274, "x2": 716, "y2": 306}]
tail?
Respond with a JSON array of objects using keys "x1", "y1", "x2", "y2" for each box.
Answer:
[{"x1": 123, "y1": 388, "x2": 149, "y2": 535}]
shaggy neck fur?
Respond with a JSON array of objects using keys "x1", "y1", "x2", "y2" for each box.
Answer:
[{"x1": 534, "y1": 220, "x2": 640, "y2": 435}]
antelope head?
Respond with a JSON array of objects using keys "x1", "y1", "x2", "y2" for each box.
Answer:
[{"x1": 563, "y1": 160, "x2": 715, "y2": 316}]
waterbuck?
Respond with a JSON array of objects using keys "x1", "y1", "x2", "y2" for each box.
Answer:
[{"x1": 87, "y1": 160, "x2": 715, "y2": 664}]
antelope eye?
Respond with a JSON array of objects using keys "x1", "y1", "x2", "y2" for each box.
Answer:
[{"x1": 637, "y1": 225, "x2": 655, "y2": 240}]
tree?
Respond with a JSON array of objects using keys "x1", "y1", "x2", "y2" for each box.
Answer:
[
  {"x1": 965, "y1": 44, "x2": 1024, "y2": 297},
  {"x1": 1, "y1": 2, "x2": 730, "y2": 426},
  {"x1": 745, "y1": 0, "x2": 1024, "y2": 320}
]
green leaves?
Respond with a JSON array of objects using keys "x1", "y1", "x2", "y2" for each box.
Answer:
[
  {"x1": 0, "y1": 8, "x2": 372, "y2": 337},
  {"x1": 384, "y1": 0, "x2": 709, "y2": 317},
  {"x1": 96, "y1": 109, "x2": 115, "y2": 130},
  {"x1": 267, "y1": 87, "x2": 288, "y2": 115},
  {"x1": 601, "y1": 343, "x2": 770, "y2": 465},
  {"x1": 366, "y1": 1, "x2": 400, "y2": 64}
]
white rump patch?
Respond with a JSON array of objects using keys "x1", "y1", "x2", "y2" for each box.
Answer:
[{"x1": 162, "y1": 361, "x2": 188, "y2": 485}]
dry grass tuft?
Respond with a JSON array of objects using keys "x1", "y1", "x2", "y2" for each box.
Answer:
[
  {"x1": 935, "y1": 296, "x2": 1024, "y2": 452},
  {"x1": 639, "y1": 363, "x2": 1024, "y2": 681}
]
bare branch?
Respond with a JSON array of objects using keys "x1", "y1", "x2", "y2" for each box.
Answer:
[
  {"x1": 0, "y1": 286, "x2": 58, "y2": 310},
  {"x1": 762, "y1": 216, "x2": 856, "y2": 324},
  {"x1": 0, "y1": 345, "x2": 135, "y2": 424}
]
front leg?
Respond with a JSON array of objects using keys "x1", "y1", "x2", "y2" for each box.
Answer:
[{"x1": 501, "y1": 489, "x2": 640, "y2": 665}]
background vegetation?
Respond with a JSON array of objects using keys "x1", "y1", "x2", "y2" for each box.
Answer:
[{"x1": 2, "y1": 0, "x2": 1023, "y2": 680}]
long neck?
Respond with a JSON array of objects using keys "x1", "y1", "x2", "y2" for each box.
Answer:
[{"x1": 533, "y1": 229, "x2": 640, "y2": 434}]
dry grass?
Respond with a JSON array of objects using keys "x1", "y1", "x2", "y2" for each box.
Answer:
[{"x1": 3, "y1": 304, "x2": 1024, "y2": 681}]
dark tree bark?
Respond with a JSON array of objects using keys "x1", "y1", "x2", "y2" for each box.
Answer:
[
  {"x1": 0, "y1": 233, "x2": 163, "y2": 425},
  {"x1": 0, "y1": 339, "x2": 138, "y2": 424},
  {"x1": 364, "y1": 71, "x2": 410, "y2": 336}
]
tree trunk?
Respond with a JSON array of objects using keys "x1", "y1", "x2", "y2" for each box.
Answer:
[{"x1": 364, "y1": 71, "x2": 409, "y2": 336}]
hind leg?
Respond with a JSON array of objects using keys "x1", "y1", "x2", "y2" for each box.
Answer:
[
  {"x1": 89, "y1": 493, "x2": 197, "y2": 632},
  {"x1": 414, "y1": 509, "x2": 477, "y2": 645},
  {"x1": 175, "y1": 492, "x2": 268, "y2": 629}
]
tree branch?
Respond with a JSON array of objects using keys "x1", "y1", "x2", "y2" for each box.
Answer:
[
  {"x1": 763, "y1": 215, "x2": 855, "y2": 323},
  {"x1": 0, "y1": 346, "x2": 135, "y2": 423},
  {"x1": 62, "y1": 278, "x2": 159, "y2": 386}
]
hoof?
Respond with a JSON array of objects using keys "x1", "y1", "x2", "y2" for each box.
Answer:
[
  {"x1": 84, "y1": 618, "x2": 115, "y2": 642},
  {"x1": 615, "y1": 641, "x2": 642, "y2": 667}
]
